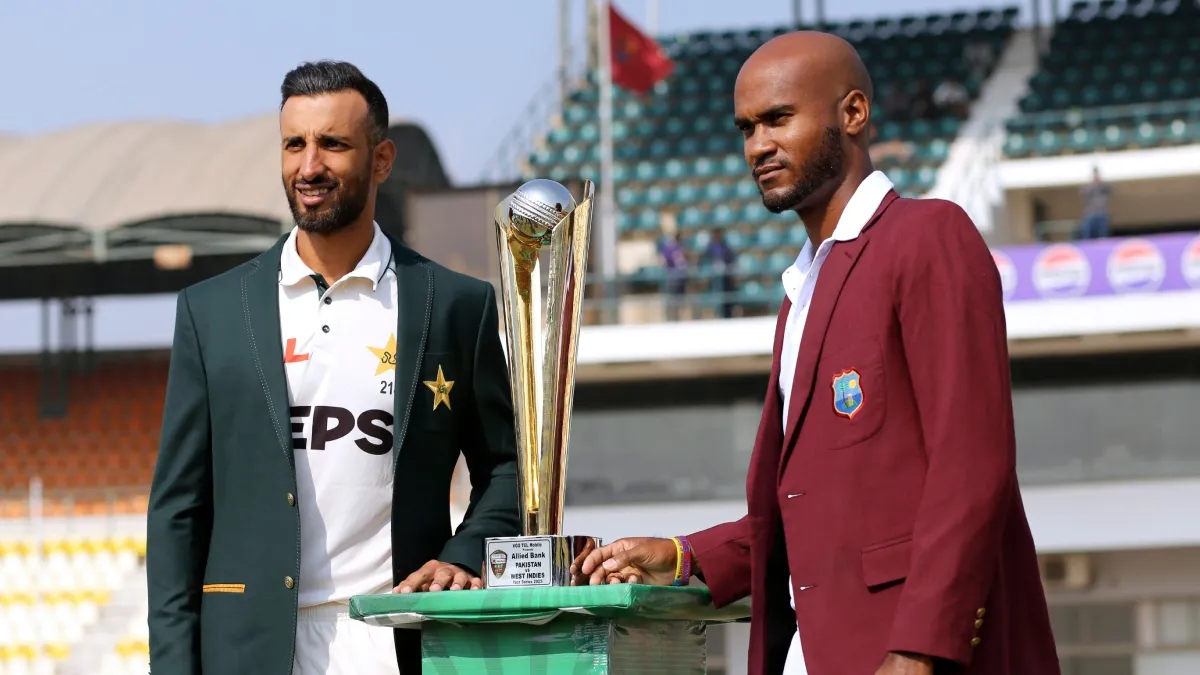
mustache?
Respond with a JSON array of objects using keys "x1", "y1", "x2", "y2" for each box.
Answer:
[{"x1": 293, "y1": 176, "x2": 338, "y2": 189}]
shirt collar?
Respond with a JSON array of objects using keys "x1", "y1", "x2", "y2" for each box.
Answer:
[
  {"x1": 789, "y1": 170, "x2": 895, "y2": 276},
  {"x1": 279, "y1": 221, "x2": 393, "y2": 291}
]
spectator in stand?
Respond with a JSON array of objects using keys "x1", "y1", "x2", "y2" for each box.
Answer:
[
  {"x1": 880, "y1": 82, "x2": 911, "y2": 122},
  {"x1": 933, "y1": 77, "x2": 971, "y2": 118},
  {"x1": 964, "y1": 40, "x2": 995, "y2": 82},
  {"x1": 1079, "y1": 167, "x2": 1112, "y2": 239},
  {"x1": 658, "y1": 231, "x2": 688, "y2": 320},
  {"x1": 910, "y1": 79, "x2": 936, "y2": 119},
  {"x1": 703, "y1": 228, "x2": 738, "y2": 319}
]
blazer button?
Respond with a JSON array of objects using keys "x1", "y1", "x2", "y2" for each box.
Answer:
[
  {"x1": 287, "y1": 492, "x2": 296, "y2": 506},
  {"x1": 977, "y1": 607, "x2": 986, "y2": 618},
  {"x1": 975, "y1": 618, "x2": 984, "y2": 629},
  {"x1": 284, "y1": 576, "x2": 295, "y2": 589},
  {"x1": 970, "y1": 637, "x2": 982, "y2": 647}
]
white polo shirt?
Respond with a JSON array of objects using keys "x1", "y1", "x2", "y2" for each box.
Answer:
[
  {"x1": 778, "y1": 171, "x2": 895, "y2": 675},
  {"x1": 278, "y1": 222, "x2": 399, "y2": 607}
]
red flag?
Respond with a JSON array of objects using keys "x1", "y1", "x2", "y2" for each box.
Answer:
[{"x1": 608, "y1": 3, "x2": 674, "y2": 95}]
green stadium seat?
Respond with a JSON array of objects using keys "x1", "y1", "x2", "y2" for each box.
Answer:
[
  {"x1": 645, "y1": 185, "x2": 669, "y2": 207},
  {"x1": 711, "y1": 205, "x2": 737, "y2": 227},
  {"x1": 787, "y1": 224, "x2": 808, "y2": 247},
  {"x1": 679, "y1": 137, "x2": 702, "y2": 156},
  {"x1": 617, "y1": 186, "x2": 642, "y2": 209},
  {"x1": 734, "y1": 179, "x2": 758, "y2": 200},
  {"x1": 634, "y1": 161, "x2": 660, "y2": 181},
  {"x1": 679, "y1": 206, "x2": 708, "y2": 230},
  {"x1": 704, "y1": 180, "x2": 730, "y2": 202},
  {"x1": 720, "y1": 154, "x2": 744, "y2": 176},
  {"x1": 636, "y1": 209, "x2": 660, "y2": 231},
  {"x1": 664, "y1": 159, "x2": 687, "y2": 180},
  {"x1": 674, "y1": 182, "x2": 700, "y2": 204},
  {"x1": 740, "y1": 202, "x2": 770, "y2": 224},
  {"x1": 757, "y1": 226, "x2": 784, "y2": 250},
  {"x1": 725, "y1": 229, "x2": 749, "y2": 250}
]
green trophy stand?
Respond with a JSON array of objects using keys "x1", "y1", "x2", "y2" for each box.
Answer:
[{"x1": 350, "y1": 584, "x2": 751, "y2": 674}]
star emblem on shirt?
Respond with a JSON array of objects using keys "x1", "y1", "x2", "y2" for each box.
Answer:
[
  {"x1": 367, "y1": 333, "x2": 398, "y2": 375},
  {"x1": 424, "y1": 365, "x2": 454, "y2": 411}
]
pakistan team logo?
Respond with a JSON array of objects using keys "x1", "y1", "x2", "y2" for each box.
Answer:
[{"x1": 489, "y1": 550, "x2": 508, "y2": 578}]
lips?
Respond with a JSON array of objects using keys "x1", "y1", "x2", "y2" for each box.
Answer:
[
  {"x1": 754, "y1": 164, "x2": 786, "y2": 184},
  {"x1": 295, "y1": 184, "x2": 334, "y2": 208}
]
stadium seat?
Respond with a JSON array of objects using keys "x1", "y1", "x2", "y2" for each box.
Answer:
[
  {"x1": 0, "y1": 536, "x2": 144, "y2": 675},
  {"x1": 521, "y1": 7, "x2": 1019, "y2": 316},
  {"x1": 1005, "y1": 0, "x2": 1200, "y2": 157}
]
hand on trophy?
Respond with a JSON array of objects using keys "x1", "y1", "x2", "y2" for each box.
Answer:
[
  {"x1": 572, "y1": 537, "x2": 684, "y2": 586},
  {"x1": 394, "y1": 560, "x2": 483, "y2": 593}
]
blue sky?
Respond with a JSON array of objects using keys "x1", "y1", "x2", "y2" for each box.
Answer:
[
  {"x1": 0, "y1": 0, "x2": 1007, "y2": 184},
  {"x1": 0, "y1": 0, "x2": 1012, "y2": 352}
]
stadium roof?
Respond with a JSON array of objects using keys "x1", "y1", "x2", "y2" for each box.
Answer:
[
  {"x1": 0, "y1": 116, "x2": 290, "y2": 232},
  {"x1": 0, "y1": 114, "x2": 450, "y2": 299}
]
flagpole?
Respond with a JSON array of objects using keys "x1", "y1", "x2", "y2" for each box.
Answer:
[{"x1": 596, "y1": 0, "x2": 618, "y2": 297}]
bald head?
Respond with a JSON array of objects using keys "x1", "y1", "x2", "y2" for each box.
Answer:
[
  {"x1": 733, "y1": 31, "x2": 875, "y2": 215},
  {"x1": 744, "y1": 32, "x2": 872, "y2": 104}
]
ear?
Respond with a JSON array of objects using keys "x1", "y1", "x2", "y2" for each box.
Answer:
[
  {"x1": 842, "y1": 89, "x2": 870, "y2": 139},
  {"x1": 373, "y1": 138, "x2": 397, "y2": 185}
]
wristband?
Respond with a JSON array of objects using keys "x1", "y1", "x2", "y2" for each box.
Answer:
[{"x1": 670, "y1": 536, "x2": 693, "y2": 586}]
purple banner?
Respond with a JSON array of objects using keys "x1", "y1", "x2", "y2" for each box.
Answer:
[{"x1": 992, "y1": 232, "x2": 1200, "y2": 302}]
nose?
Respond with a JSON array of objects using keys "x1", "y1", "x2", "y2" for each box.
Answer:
[
  {"x1": 298, "y1": 145, "x2": 327, "y2": 182},
  {"x1": 744, "y1": 126, "x2": 776, "y2": 170}
]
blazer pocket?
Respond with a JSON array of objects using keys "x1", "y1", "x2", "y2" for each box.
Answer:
[
  {"x1": 816, "y1": 336, "x2": 887, "y2": 450},
  {"x1": 202, "y1": 583, "x2": 245, "y2": 594},
  {"x1": 861, "y1": 535, "x2": 912, "y2": 589}
]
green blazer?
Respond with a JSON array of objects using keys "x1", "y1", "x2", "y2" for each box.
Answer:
[{"x1": 146, "y1": 232, "x2": 520, "y2": 675}]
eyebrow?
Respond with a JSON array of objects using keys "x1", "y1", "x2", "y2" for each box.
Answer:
[
  {"x1": 734, "y1": 104, "x2": 796, "y2": 127},
  {"x1": 281, "y1": 133, "x2": 354, "y2": 146}
]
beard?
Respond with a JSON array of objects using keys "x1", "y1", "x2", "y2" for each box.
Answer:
[
  {"x1": 285, "y1": 161, "x2": 372, "y2": 235},
  {"x1": 761, "y1": 126, "x2": 846, "y2": 214}
]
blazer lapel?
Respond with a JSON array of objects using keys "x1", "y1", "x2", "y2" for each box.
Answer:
[
  {"x1": 777, "y1": 192, "x2": 898, "y2": 477},
  {"x1": 388, "y1": 238, "x2": 432, "y2": 469},
  {"x1": 241, "y1": 235, "x2": 294, "y2": 468},
  {"x1": 747, "y1": 298, "x2": 792, "y2": 514}
]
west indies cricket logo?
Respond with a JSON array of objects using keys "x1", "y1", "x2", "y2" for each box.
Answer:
[{"x1": 489, "y1": 549, "x2": 508, "y2": 578}]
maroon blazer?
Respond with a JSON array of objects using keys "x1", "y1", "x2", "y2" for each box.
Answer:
[{"x1": 688, "y1": 193, "x2": 1059, "y2": 675}]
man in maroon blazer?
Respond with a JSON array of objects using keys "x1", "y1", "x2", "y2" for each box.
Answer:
[{"x1": 576, "y1": 31, "x2": 1060, "y2": 675}]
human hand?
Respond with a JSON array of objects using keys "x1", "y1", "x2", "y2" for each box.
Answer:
[
  {"x1": 394, "y1": 560, "x2": 482, "y2": 593},
  {"x1": 572, "y1": 537, "x2": 681, "y2": 586},
  {"x1": 873, "y1": 652, "x2": 934, "y2": 675}
]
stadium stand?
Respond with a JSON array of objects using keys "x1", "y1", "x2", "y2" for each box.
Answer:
[
  {"x1": 0, "y1": 360, "x2": 164, "y2": 517},
  {"x1": 1004, "y1": 0, "x2": 1200, "y2": 158},
  {"x1": 525, "y1": 7, "x2": 1018, "y2": 310},
  {"x1": 0, "y1": 536, "x2": 143, "y2": 675}
]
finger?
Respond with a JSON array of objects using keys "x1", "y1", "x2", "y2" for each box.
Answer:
[
  {"x1": 395, "y1": 567, "x2": 431, "y2": 594},
  {"x1": 429, "y1": 565, "x2": 456, "y2": 592},
  {"x1": 590, "y1": 555, "x2": 627, "y2": 585},
  {"x1": 577, "y1": 545, "x2": 613, "y2": 576},
  {"x1": 469, "y1": 577, "x2": 484, "y2": 590},
  {"x1": 399, "y1": 561, "x2": 440, "y2": 593},
  {"x1": 449, "y1": 569, "x2": 471, "y2": 591}
]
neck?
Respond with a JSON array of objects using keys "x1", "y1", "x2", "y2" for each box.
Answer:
[
  {"x1": 295, "y1": 216, "x2": 376, "y2": 283},
  {"x1": 798, "y1": 165, "x2": 873, "y2": 245}
]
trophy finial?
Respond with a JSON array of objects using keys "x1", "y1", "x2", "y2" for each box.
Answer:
[{"x1": 508, "y1": 179, "x2": 577, "y2": 245}]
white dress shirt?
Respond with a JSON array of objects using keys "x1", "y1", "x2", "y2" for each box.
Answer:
[
  {"x1": 277, "y1": 222, "x2": 400, "y2": 607},
  {"x1": 779, "y1": 171, "x2": 895, "y2": 675}
]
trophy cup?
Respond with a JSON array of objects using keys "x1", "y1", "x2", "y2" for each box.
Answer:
[{"x1": 484, "y1": 178, "x2": 602, "y2": 588}]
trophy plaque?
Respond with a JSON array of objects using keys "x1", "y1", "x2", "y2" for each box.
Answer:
[{"x1": 484, "y1": 178, "x2": 601, "y2": 589}]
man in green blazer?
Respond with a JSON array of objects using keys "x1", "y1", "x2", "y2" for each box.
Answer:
[{"x1": 146, "y1": 60, "x2": 520, "y2": 675}]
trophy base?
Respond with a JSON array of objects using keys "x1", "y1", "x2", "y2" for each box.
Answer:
[{"x1": 483, "y1": 535, "x2": 602, "y2": 589}]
